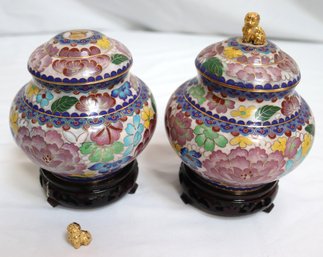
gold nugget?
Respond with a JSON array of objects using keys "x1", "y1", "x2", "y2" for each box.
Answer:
[
  {"x1": 67, "y1": 222, "x2": 92, "y2": 249},
  {"x1": 242, "y1": 12, "x2": 266, "y2": 45}
]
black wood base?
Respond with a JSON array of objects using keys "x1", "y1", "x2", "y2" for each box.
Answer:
[
  {"x1": 39, "y1": 160, "x2": 139, "y2": 208},
  {"x1": 179, "y1": 163, "x2": 278, "y2": 216}
]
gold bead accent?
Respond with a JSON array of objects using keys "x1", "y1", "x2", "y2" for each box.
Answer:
[
  {"x1": 242, "y1": 12, "x2": 266, "y2": 45},
  {"x1": 67, "y1": 222, "x2": 92, "y2": 249}
]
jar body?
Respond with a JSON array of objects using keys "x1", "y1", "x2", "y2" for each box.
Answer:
[
  {"x1": 10, "y1": 74, "x2": 156, "y2": 180},
  {"x1": 165, "y1": 77, "x2": 314, "y2": 189}
]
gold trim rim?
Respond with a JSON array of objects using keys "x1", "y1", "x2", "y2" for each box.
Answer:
[
  {"x1": 197, "y1": 69, "x2": 299, "y2": 93},
  {"x1": 22, "y1": 85, "x2": 142, "y2": 119},
  {"x1": 183, "y1": 93, "x2": 299, "y2": 128},
  {"x1": 30, "y1": 64, "x2": 132, "y2": 86}
]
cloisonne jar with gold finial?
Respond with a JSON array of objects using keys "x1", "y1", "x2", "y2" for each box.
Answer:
[{"x1": 165, "y1": 13, "x2": 314, "y2": 216}]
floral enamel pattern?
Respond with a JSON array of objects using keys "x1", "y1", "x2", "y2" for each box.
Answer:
[
  {"x1": 195, "y1": 37, "x2": 300, "y2": 92},
  {"x1": 11, "y1": 73, "x2": 156, "y2": 179},
  {"x1": 166, "y1": 79, "x2": 314, "y2": 189},
  {"x1": 28, "y1": 30, "x2": 132, "y2": 84},
  {"x1": 11, "y1": 30, "x2": 156, "y2": 181}
]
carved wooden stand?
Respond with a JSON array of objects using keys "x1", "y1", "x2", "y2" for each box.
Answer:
[
  {"x1": 179, "y1": 163, "x2": 278, "y2": 216},
  {"x1": 39, "y1": 160, "x2": 138, "y2": 208}
]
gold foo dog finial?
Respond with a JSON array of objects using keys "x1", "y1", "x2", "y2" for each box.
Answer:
[
  {"x1": 67, "y1": 223, "x2": 92, "y2": 249},
  {"x1": 242, "y1": 12, "x2": 266, "y2": 45}
]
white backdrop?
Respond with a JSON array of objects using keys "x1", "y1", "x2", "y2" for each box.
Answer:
[
  {"x1": 1, "y1": 0, "x2": 323, "y2": 41},
  {"x1": 1, "y1": 1, "x2": 323, "y2": 257}
]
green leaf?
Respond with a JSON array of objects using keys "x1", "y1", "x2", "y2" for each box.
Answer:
[
  {"x1": 202, "y1": 57, "x2": 223, "y2": 77},
  {"x1": 80, "y1": 142, "x2": 96, "y2": 155},
  {"x1": 195, "y1": 134, "x2": 206, "y2": 147},
  {"x1": 214, "y1": 135, "x2": 228, "y2": 148},
  {"x1": 89, "y1": 148, "x2": 102, "y2": 162},
  {"x1": 204, "y1": 138, "x2": 215, "y2": 152},
  {"x1": 111, "y1": 54, "x2": 129, "y2": 65},
  {"x1": 188, "y1": 85, "x2": 206, "y2": 104},
  {"x1": 305, "y1": 124, "x2": 315, "y2": 136},
  {"x1": 102, "y1": 148, "x2": 114, "y2": 162},
  {"x1": 255, "y1": 105, "x2": 281, "y2": 121},
  {"x1": 51, "y1": 96, "x2": 78, "y2": 113},
  {"x1": 204, "y1": 127, "x2": 218, "y2": 140},
  {"x1": 112, "y1": 142, "x2": 124, "y2": 154},
  {"x1": 193, "y1": 125, "x2": 204, "y2": 135}
]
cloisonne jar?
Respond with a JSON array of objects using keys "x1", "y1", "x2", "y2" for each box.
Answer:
[
  {"x1": 9, "y1": 30, "x2": 156, "y2": 208},
  {"x1": 165, "y1": 13, "x2": 314, "y2": 216}
]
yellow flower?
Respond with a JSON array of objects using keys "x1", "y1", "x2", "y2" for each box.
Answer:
[
  {"x1": 223, "y1": 47, "x2": 243, "y2": 59},
  {"x1": 10, "y1": 109, "x2": 19, "y2": 135},
  {"x1": 231, "y1": 105, "x2": 256, "y2": 118},
  {"x1": 302, "y1": 134, "x2": 313, "y2": 157},
  {"x1": 173, "y1": 143, "x2": 181, "y2": 153},
  {"x1": 96, "y1": 37, "x2": 111, "y2": 49},
  {"x1": 26, "y1": 83, "x2": 40, "y2": 98},
  {"x1": 141, "y1": 106, "x2": 155, "y2": 129},
  {"x1": 70, "y1": 171, "x2": 96, "y2": 178},
  {"x1": 230, "y1": 136, "x2": 253, "y2": 148},
  {"x1": 271, "y1": 137, "x2": 287, "y2": 153}
]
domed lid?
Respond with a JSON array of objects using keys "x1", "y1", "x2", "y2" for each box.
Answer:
[
  {"x1": 28, "y1": 29, "x2": 132, "y2": 85},
  {"x1": 195, "y1": 12, "x2": 300, "y2": 92}
]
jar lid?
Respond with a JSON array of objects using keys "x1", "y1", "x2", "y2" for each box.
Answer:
[
  {"x1": 195, "y1": 12, "x2": 300, "y2": 92},
  {"x1": 28, "y1": 29, "x2": 132, "y2": 85}
]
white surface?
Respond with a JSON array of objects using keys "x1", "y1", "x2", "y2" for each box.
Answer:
[
  {"x1": 0, "y1": 0, "x2": 138, "y2": 35},
  {"x1": 1, "y1": 0, "x2": 323, "y2": 41},
  {"x1": 1, "y1": 30, "x2": 323, "y2": 257},
  {"x1": 92, "y1": 0, "x2": 323, "y2": 41}
]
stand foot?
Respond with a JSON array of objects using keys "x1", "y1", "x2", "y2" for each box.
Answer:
[
  {"x1": 179, "y1": 163, "x2": 278, "y2": 216},
  {"x1": 39, "y1": 160, "x2": 139, "y2": 208}
]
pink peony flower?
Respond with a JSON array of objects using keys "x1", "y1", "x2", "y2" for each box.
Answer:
[
  {"x1": 203, "y1": 147, "x2": 286, "y2": 187},
  {"x1": 198, "y1": 43, "x2": 224, "y2": 60},
  {"x1": 16, "y1": 127, "x2": 85, "y2": 173},
  {"x1": 29, "y1": 44, "x2": 54, "y2": 72},
  {"x1": 114, "y1": 40, "x2": 131, "y2": 57},
  {"x1": 275, "y1": 52, "x2": 299, "y2": 74},
  {"x1": 226, "y1": 63, "x2": 282, "y2": 83},
  {"x1": 236, "y1": 55, "x2": 272, "y2": 65},
  {"x1": 46, "y1": 44, "x2": 59, "y2": 56}
]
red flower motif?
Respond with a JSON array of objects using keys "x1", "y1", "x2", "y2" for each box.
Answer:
[
  {"x1": 167, "y1": 112, "x2": 194, "y2": 146},
  {"x1": 281, "y1": 95, "x2": 300, "y2": 116},
  {"x1": 206, "y1": 91, "x2": 235, "y2": 113},
  {"x1": 90, "y1": 121, "x2": 123, "y2": 146},
  {"x1": 52, "y1": 55, "x2": 109, "y2": 77},
  {"x1": 76, "y1": 93, "x2": 116, "y2": 112},
  {"x1": 58, "y1": 46, "x2": 101, "y2": 57}
]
